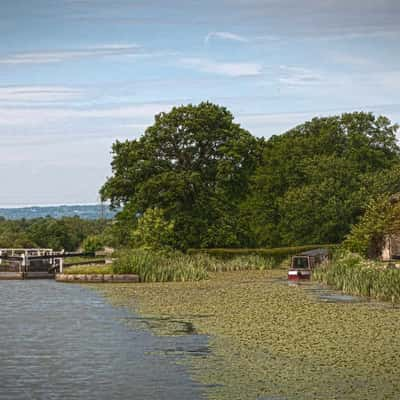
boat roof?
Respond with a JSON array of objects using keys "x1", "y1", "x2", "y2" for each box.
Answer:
[{"x1": 298, "y1": 248, "x2": 330, "y2": 257}]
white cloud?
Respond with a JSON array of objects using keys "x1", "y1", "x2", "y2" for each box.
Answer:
[
  {"x1": 0, "y1": 103, "x2": 173, "y2": 127},
  {"x1": 205, "y1": 31, "x2": 248, "y2": 44},
  {"x1": 278, "y1": 65, "x2": 322, "y2": 87},
  {"x1": 180, "y1": 57, "x2": 262, "y2": 77},
  {"x1": 0, "y1": 44, "x2": 141, "y2": 64},
  {"x1": 330, "y1": 52, "x2": 376, "y2": 67},
  {"x1": 239, "y1": 111, "x2": 317, "y2": 130},
  {"x1": 0, "y1": 86, "x2": 82, "y2": 103}
]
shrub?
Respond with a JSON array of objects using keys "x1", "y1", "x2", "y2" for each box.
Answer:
[
  {"x1": 132, "y1": 208, "x2": 175, "y2": 250},
  {"x1": 81, "y1": 235, "x2": 104, "y2": 253}
]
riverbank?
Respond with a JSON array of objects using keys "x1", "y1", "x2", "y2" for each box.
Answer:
[
  {"x1": 313, "y1": 251, "x2": 400, "y2": 303},
  {"x1": 98, "y1": 269, "x2": 400, "y2": 400}
]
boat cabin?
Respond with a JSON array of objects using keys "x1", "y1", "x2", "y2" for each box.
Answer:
[{"x1": 288, "y1": 248, "x2": 329, "y2": 281}]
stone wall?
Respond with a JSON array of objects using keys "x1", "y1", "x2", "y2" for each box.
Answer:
[{"x1": 56, "y1": 274, "x2": 139, "y2": 283}]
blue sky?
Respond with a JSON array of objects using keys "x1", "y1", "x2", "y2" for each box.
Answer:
[{"x1": 1, "y1": 0, "x2": 400, "y2": 206}]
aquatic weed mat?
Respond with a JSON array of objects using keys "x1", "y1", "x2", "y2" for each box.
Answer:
[{"x1": 95, "y1": 271, "x2": 400, "y2": 400}]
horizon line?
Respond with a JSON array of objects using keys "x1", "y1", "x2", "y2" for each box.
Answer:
[{"x1": 0, "y1": 202, "x2": 107, "y2": 209}]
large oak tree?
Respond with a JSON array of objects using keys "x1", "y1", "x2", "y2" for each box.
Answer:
[{"x1": 101, "y1": 102, "x2": 260, "y2": 249}]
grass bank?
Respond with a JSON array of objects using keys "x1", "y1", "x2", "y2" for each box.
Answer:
[
  {"x1": 313, "y1": 251, "x2": 400, "y2": 303},
  {"x1": 63, "y1": 265, "x2": 112, "y2": 275},
  {"x1": 98, "y1": 270, "x2": 400, "y2": 400}
]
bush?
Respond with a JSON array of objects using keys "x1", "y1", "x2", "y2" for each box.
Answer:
[
  {"x1": 81, "y1": 235, "x2": 104, "y2": 253},
  {"x1": 132, "y1": 208, "x2": 175, "y2": 250}
]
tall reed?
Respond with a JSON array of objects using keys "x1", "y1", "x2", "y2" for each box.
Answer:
[
  {"x1": 112, "y1": 250, "x2": 209, "y2": 282},
  {"x1": 111, "y1": 250, "x2": 277, "y2": 282},
  {"x1": 313, "y1": 251, "x2": 400, "y2": 303}
]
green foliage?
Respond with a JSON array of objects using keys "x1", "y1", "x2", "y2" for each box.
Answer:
[
  {"x1": 81, "y1": 235, "x2": 104, "y2": 253},
  {"x1": 313, "y1": 250, "x2": 400, "y2": 303},
  {"x1": 101, "y1": 102, "x2": 261, "y2": 249},
  {"x1": 188, "y1": 244, "x2": 336, "y2": 265},
  {"x1": 132, "y1": 208, "x2": 175, "y2": 250},
  {"x1": 344, "y1": 196, "x2": 391, "y2": 257},
  {"x1": 345, "y1": 192, "x2": 400, "y2": 257},
  {"x1": 0, "y1": 217, "x2": 107, "y2": 251},
  {"x1": 101, "y1": 105, "x2": 399, "y2": 250},
  {"x1": 243, "y1": 112, "x2": 399, "y2": 247}
]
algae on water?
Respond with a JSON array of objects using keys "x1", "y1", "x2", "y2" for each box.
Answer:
[{"x1": 98, "y1": 270, "x2": 400, "y2": 400}]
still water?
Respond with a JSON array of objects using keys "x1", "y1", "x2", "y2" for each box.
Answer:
[{"x1": 0, "y1": 281, "x2": 207, "y2": 400}]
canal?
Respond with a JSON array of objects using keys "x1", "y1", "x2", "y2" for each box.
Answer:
[{"x1": 0, "y1": 281, "x2": 207, "y2": 400}]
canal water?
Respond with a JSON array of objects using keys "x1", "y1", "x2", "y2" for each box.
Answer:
[{"x1": 0, "y1": 281, "x2": 207, "y2": 400}]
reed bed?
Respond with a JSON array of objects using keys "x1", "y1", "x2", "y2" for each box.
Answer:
[
  {"x1": 63, "y1": 250, "x2": 279, "y2": 282},
  {"x1": 111, "y1": 250, "x2": 277, "y2": 282},
  {"x1": 313, "y1": 251, "x2": 400, "y2": 303},
  {"x1": 111, "y1": 250, "x2": 209, "y2": 282}
]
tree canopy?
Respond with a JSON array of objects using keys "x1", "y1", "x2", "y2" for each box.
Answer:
[
  {"x1": 0, "y1": 217, "x2": 107, "y2": 251},
  {"x1": 101, "y1": 102, "x2": 261, "y2": 249},
  {"x1": 101, "y1": 106, "x2": 400, "y2": 250},
  {"x1": 242, "y1": 112, "x2": 400, "y2": 247}
]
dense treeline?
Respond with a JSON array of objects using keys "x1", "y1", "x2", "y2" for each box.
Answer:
[
  {"x1": 242, "y1": 112, "x2": 400, "y2": 247},
  {"x1": 101, "y1": 102, "x2": 400, "y2": 250},
  {"x1": 0, "y1": 217, "x2": 107, "y2": 251}
]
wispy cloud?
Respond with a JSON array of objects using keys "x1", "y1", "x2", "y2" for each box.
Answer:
[
  {"x1": 330, "y1": 52, "x2": 376, "y2": 67},
  {"x1": 0, "y1": 86, "x2": 82, "y2": 103},
  {"x1": 180, "y1": 57, "x2": 262, "y2": 77},
  {"x1": 0, "y1": 44, "x2": 142, "y2": 64},
  {"x1": 0, "y1": 103, "x2": 173, "y2": 127},
  {"x1": 204, "y1": 31, "x2": 248, "y2": 44},
  {"x1": 278, "y1": 65, "x2": 322, "y2": 87}
]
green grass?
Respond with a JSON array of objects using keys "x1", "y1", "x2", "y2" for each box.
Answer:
[
  {"x1": 313, "y1": 251, "x2": 400, "y2": 303},
  {"x1": 64, "y1": 256, "x2": 105, "y2": 266},
  {"x1": 63, "y1": 265, "x2": 112, "y2": 275}
]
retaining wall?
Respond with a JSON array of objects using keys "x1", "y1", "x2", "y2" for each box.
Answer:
[{"x1": 56, "y1": 274, "x2": 139, "y2": 283}]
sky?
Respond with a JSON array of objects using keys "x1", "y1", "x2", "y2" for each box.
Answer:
[{"x1": 1, "y1": 0, "x2": 400, "y2": 206}]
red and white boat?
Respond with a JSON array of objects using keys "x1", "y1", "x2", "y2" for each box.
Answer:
[{"x1": 288, "y1": 248, "x2": 329, "y2": 281}]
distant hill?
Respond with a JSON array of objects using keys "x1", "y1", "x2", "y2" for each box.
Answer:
[{"x1": 0, "y1": 204, "x2": 117, "y2": 220}]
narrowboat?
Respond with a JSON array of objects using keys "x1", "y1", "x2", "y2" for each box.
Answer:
[{"x1": 288, "y1": 248, "x2": 329, "y2": 281}]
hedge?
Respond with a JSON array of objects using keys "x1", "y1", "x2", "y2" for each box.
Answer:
[{"x1": 187, "y1": 244, "x2": 337, "y2": 261}]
